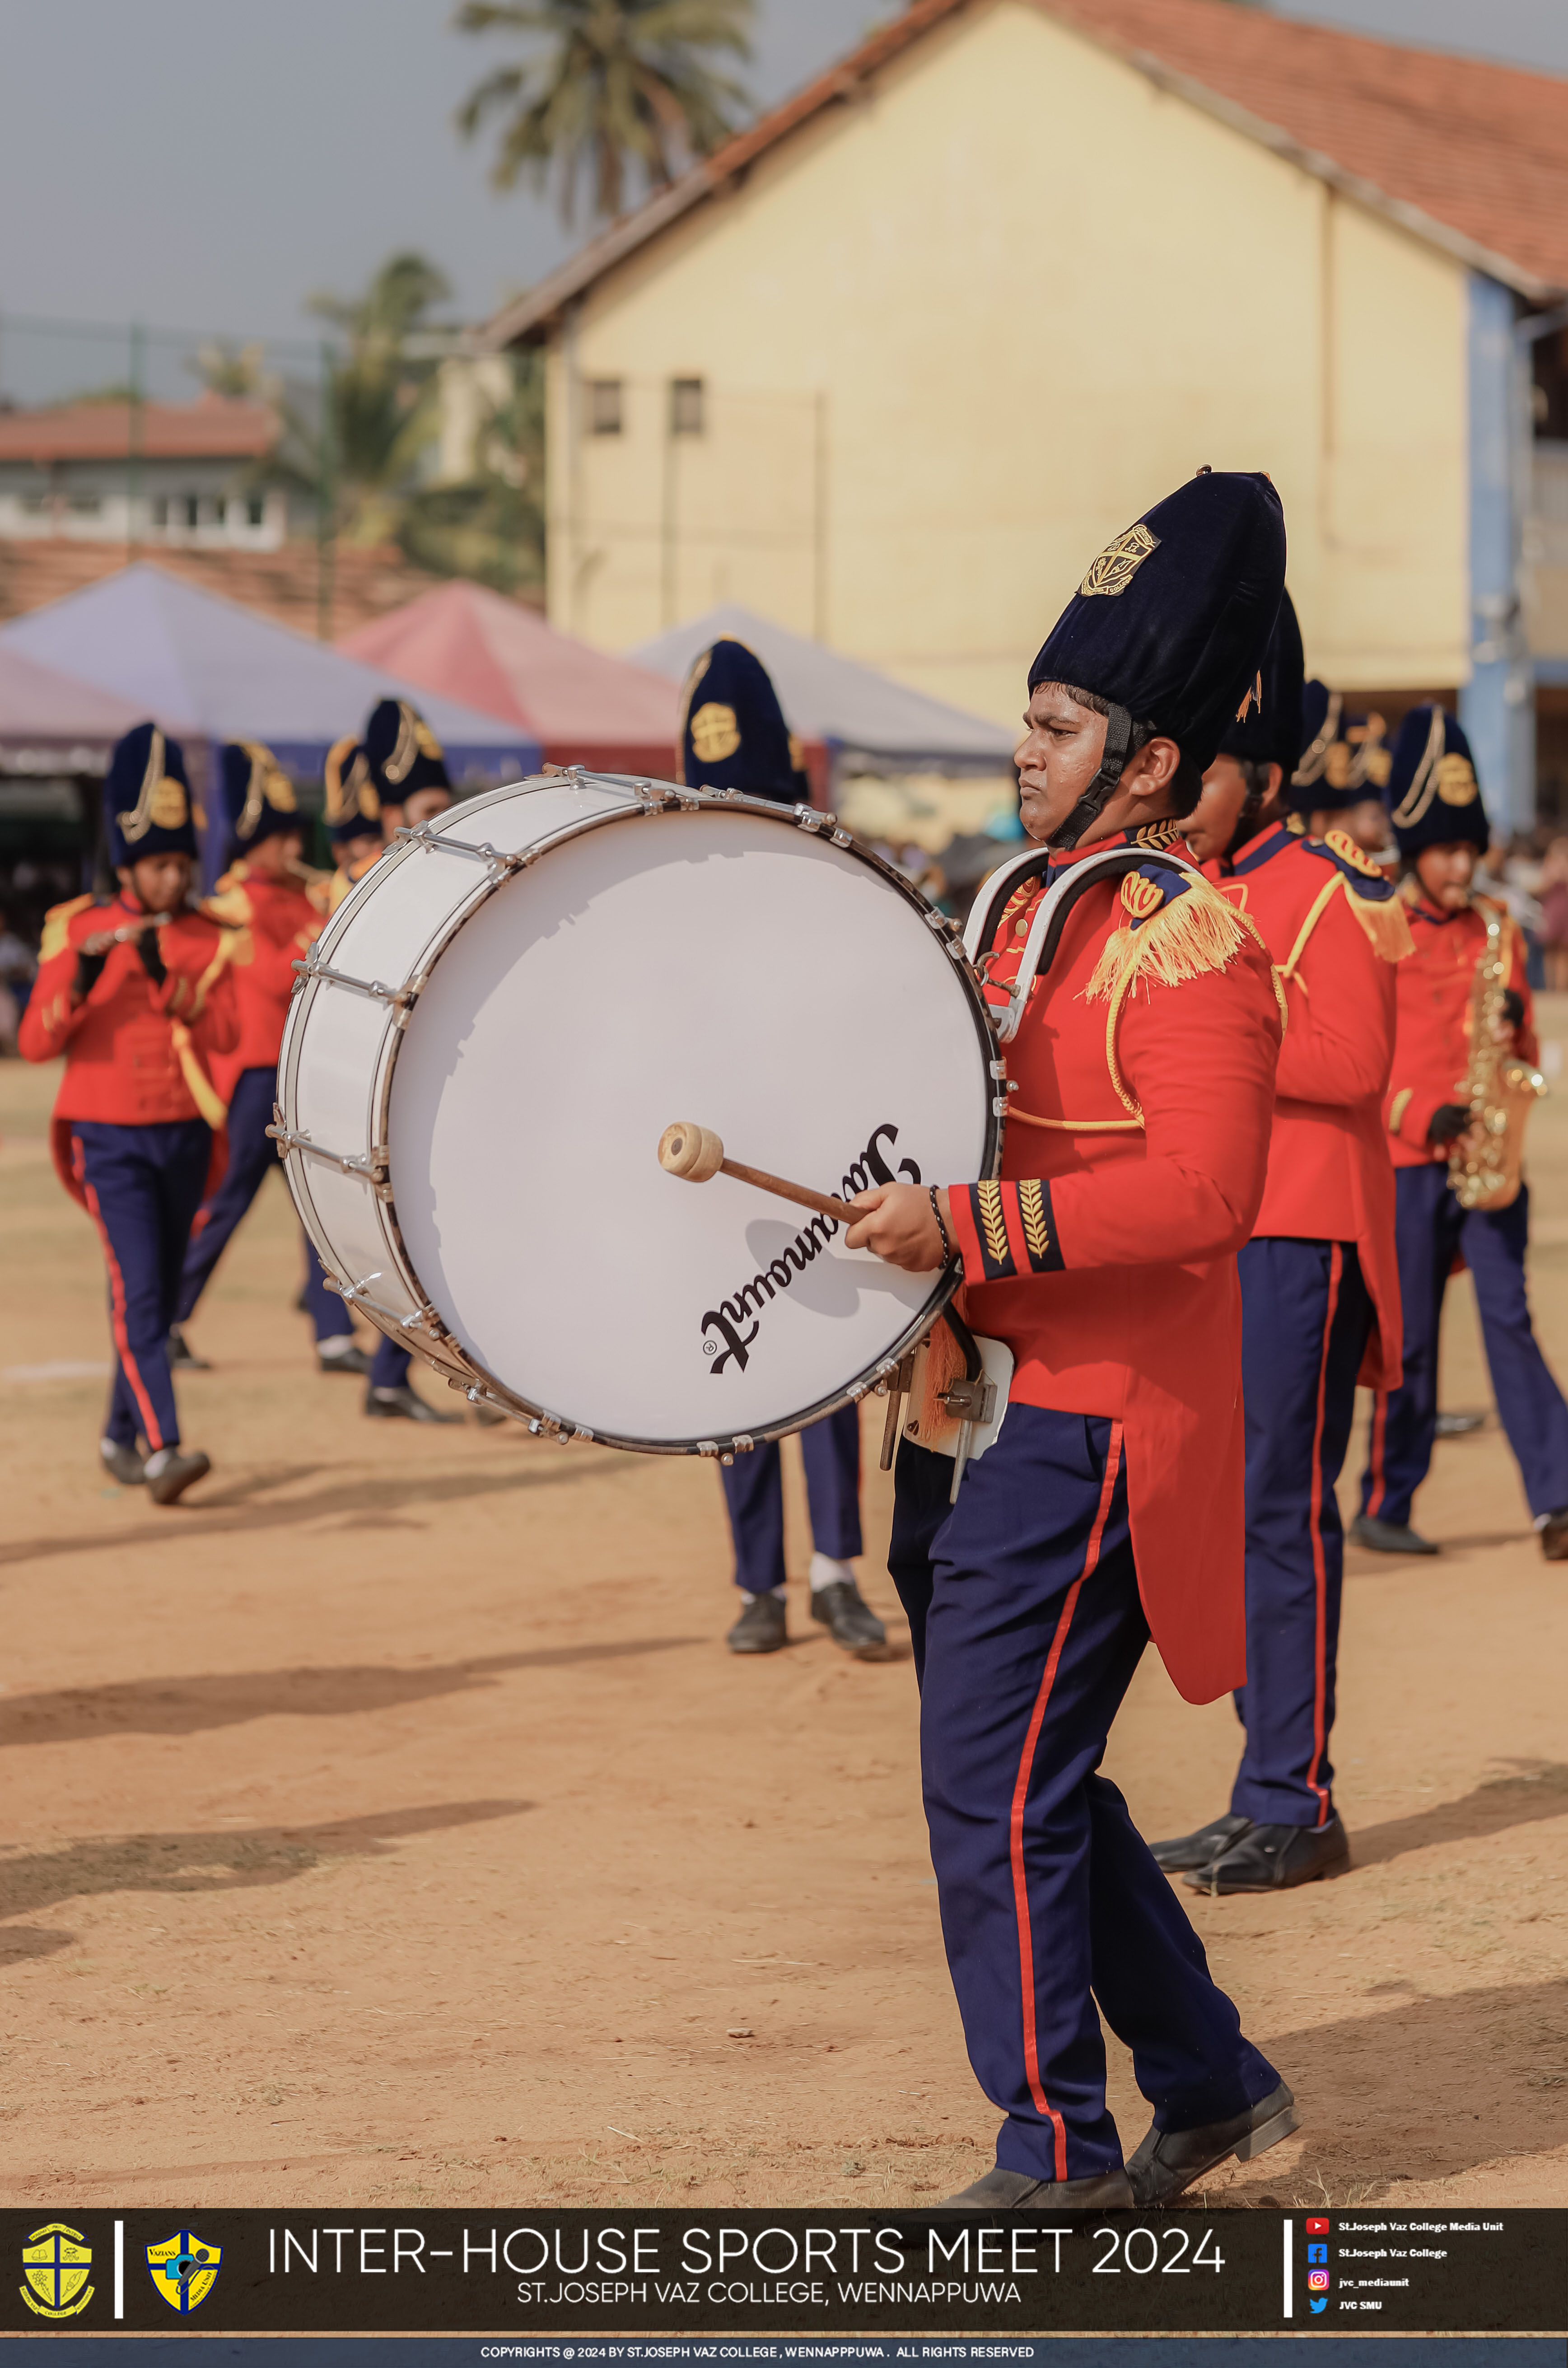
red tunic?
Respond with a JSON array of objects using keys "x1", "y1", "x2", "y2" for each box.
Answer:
[
  {"x1": 203, "y1": 863, "x2": 324, "y2": 1102},
  {"x1": 1209, "y1": 824, "x2": 1409, "y2": 1391},
  {"x1": 944, "y1": 835, "x2": 1284, "y2": 1705},
  {"x1": 1382, "y1": 893, "x2": 1536, "y2": 1168},
  {"x1": 19, "y1": 892, "x2": 242, "y2": 1197}
]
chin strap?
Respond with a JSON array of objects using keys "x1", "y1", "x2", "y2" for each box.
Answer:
[{"x1": 1049, "y1": 702, "x2": 1135, "y2": 851}]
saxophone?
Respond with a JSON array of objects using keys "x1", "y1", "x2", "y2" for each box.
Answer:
[{"x1": 1448, "y1": 901, "x2": 1547, "y2": 1212}]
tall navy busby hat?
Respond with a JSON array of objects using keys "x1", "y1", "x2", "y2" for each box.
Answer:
[
  {"x1": 1288, "y1": 682, "x2": 1392, "y2": 816},
  {"x1": 363, "y1": 699, "x2": 451, "y2": 804},
  {"x1": 103, "y1": 722, "x2": 200, "y2": 869},
  {"x1": 221, "y1": 740, "x2": 300, "y2": 853},
  {"x1": 1217, "y1": 586, "x2": 1304, "y2": 774},
  {"x1": 1028, "y1": 468, "x2": 1286, "y2": 843},
  {"x1": 323, "y1": 733, "x2": 382, "y2": 849},
  {"x1": 1388, "y1": 704, "x2": 1489, "y2": 857},
  {"x1": 677, "y1": 638, "x2": 808, "y2": 805}
]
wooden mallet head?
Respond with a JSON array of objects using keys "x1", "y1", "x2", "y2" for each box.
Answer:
[{"x1": 658, "y1": 1120, "x2": 725, "y2": 1182}]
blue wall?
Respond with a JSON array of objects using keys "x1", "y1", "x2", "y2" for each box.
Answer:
[{"x1": 1460, "y1": 272, "x2": 1535, "y2": 836}]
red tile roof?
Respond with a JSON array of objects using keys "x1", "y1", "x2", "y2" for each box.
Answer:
[
  {"x1": 485, "y1": 0, "x2": 1568, "y2": 344},
  {"x1": 0, "y1": 393, "x2": 277, "y2": 467}
]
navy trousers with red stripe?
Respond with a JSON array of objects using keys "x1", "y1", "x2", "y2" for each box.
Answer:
[
  {"x1": 890, "y1": 1408, "x2": 1278, "y2": 2183},
  {"x1": 1232, "y1": 1237, "x2": 1371, "y2": 1828},
  {"x1": 176, "y1": 1065, "x2": 340, "y2": 1341},
  {"x1": 720, "y1": 1403, "x2": 862, "y2": 1593},
  {"x1": 1359, "y1": 1166, "x2": 1568, "y2": 1528},
  {"x1": 72, "y1": 1118, "x2": 211, "y2": 1453}
]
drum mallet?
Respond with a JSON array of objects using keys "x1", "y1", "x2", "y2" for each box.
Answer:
[{"x1": 657, "y1": 1121, "x2": 854, "y2": 1225}]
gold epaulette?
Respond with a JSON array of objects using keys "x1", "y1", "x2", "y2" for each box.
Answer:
[
  {"x1": 1083, "y1": 869, "x2": 1250, "y2": 1003},
  {"x1": 37, "y1": 894, "x2": 95, "y2": 964},
  {"x1": 203, "y1": 883, "x2": 254, "y2": 930},
  {"x1": 1343, "y1": 883, "x2": 1415, "y2": 964}
]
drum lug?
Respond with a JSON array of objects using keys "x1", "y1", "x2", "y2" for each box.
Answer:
[
  {"x1": 731, "y1": 1434, "x2": 755, "y2": 1453},
  {"x1": 393, "y1": 821, "x2": 531, "y2": 881},
  {"x1": 293, "y1": 952, "x2": 421, "y2": 1009},
  {"x1": 793, "y1": 805, "x2": 833, "y2": 835},
  {"x1": 266, "y1": 1121, "x2": 389, "y2": 1185}
]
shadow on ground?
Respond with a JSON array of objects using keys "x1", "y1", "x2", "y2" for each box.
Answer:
[
  {"x1": 0, "y1": 1448, "x2": 634, "y2": 1568},
  {"x1": 0, "y1": 1636, "x2": 705, "y2": 1747},
  {"x1": 0, "y1": 1797, "x2": 528, "y2": 1935},
  {"x1": 1345, "y1": 1759, "x2": 1568, "y2": 1867}
]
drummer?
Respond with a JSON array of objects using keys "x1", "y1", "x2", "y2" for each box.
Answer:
[
  {"x1": 847, "y1": 472, "x2": 1296, "y2": 2205},
  {"x1": 677, "y1": 638, "x2": 885, "y2": 1658}
]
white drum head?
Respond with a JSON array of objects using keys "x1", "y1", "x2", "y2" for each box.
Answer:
[{"x1": 383, "y1": 803, "x2": 995, "y2": 1447}]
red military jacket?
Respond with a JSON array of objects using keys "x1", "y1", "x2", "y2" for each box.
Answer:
[
  {"x1": 203, "y1": 862, "x2": 326, "y2": 1102},
  {"x1": 1383, "y1": 891, "x2": 1536, "y2": 1169},
  {"x1": 943, "y1": 830, "x2": 1284, "y2": 1705},
  {"x1": 19, "y1": 893, "x2": 242, "y2": 1193},
  {"x1": 1207, "y1": 822, "x2": 1411, "y2": 1391}
]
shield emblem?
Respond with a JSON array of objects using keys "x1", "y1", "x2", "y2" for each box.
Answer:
[
  {"x1": 147, "y1": 2229, "x2": 222, "y2": 2313},
  {"x1": 21, "y1": 2223, "x2": 94, "y2": 2318}
]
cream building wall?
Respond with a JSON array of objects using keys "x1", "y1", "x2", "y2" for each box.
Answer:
[{"x1": 544, "y1": 0, "x2": 1470, "y2": 726}]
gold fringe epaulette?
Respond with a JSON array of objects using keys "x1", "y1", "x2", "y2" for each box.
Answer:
[
  {"x1": 1082, "y1": 873, "x2": 1249, "y2": 1004},
  {"x1": 37, "y1": 894, "x2": 94, "y2": 964},
  {"x1": 203, "y1": 883, "x2": 254, "y2": 930},
  {"x1": 1343, "y1": 882, "x2": 1415, "y2": 964}
]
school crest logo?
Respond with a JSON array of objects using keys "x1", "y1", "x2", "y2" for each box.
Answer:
[
  {"x1": 20, "y1": 2223, "x2": 94, "y2": 2318},
  {"x1": 689, "y1": 701, "x2": 741, "y2": 765},
  {"x1": 147, "y1": 2229, "x2": 222, "y2": 2313},
  {"x1": 1079, "y1": 523, "x2": 1159, "y2": 598}
]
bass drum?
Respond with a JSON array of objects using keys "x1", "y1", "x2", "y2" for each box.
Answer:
[{"x1": 275, "y1": 773, "x2": 1003, "y2": 1454}]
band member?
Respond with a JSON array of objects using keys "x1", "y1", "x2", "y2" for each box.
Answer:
[
  {"x1": 323, "y1": 733, "x2": 384, "y2": 917},
  {"x1": 19, "y1": 724, "x2": 238, "y2": 1502},
  {"x1": 677, "y1": 641, "x2": 882, "y2": 1657},
  {"x1": 168, "y1": 742, "x2": 367, "y2": 1375},
  {"x1": 1285, "y1": 683, "x2": 1394, "y2": 858},
  {"x1": 1153, "y1": 600, "x2": 1413, "y2": 1894},
  {"x1": 349, "y1": 703, "x2": 462, "y2": 1423},
  {"x1": 846, "y1": 471, "x2": 1296, "y2": 2205},
  {"x1": 1355, "y1": 705, "x2": 1568, "y2": 1557}
]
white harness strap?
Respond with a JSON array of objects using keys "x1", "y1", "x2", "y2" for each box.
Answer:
[{"x1": 966, "y1": 843, "x2": 1204, "y2": 1044}]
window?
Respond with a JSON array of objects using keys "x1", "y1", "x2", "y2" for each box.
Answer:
[
  {"x1": 67, "y1": 492, "x2": 102, "y2": 515},
  {"x1": 184, "y1": 494, "x2": 201, "y2": 529},
  {"x1": 151, "y1": 497, "x2": 169, "y2": 528},
  {"x1": 588, "y1": 378, "x2": 623, "y2": 435},
  {"x1": 670, "y1": 378, "x2": 705, "y2": 437},
  {"x1": 246, "y1": 492, "x2": 265, "y2": 526}
]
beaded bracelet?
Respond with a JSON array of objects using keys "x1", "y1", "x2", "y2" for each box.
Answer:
[{"x1": 928, "y1": 1185, "x2": 954, "y2": 1265}]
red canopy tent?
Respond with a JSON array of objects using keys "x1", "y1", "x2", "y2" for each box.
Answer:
[{"x1": 338, "y1": 580, "x2": 686, "y2": 780}]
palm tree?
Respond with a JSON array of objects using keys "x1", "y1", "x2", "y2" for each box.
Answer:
[
  {"x1": 301, "y1": 253, "x2": 453, "y2": 549},
  {"x1": 455, "y1": 0, "x2": 754, "y2": 224}
]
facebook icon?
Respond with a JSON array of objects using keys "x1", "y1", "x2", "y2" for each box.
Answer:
[{"x1": 1308, "y1": 2244, "x2": 1328, "y2": 2261}]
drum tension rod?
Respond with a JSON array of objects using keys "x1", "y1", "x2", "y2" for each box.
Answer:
[
  {"x1": 292, "y1": 952, "x2": 419, "y2": 1008},
  {"x1": 265, "y1": 1122, "x2": 387, "y2": 1182}
]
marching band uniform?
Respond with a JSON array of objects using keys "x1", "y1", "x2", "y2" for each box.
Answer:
[
  {"x1": 170, "y1": 743, "x2": 361, "y2": 1373},
  {"x1": 346, "y1": 704, "x2": 462, "y2": 1424},
  {"x1": 676, "y1": 639, "x2": 879, "y2": 1657},
  {"x1": 890, "y1": 472, "x2": 1294, "y2": 2207},
  {"x1": 19, "y1": 725, "x2": 238, "y2": 1502},
  {"x1": 1153, "y1": 640, "x2": 1414, "y2": 1893},
  {"x1": 1354, "y1": 707, "x2": 1568, "y2": 1557}
]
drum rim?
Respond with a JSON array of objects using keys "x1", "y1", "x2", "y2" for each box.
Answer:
[{"x1": 280, "y1": 771, "x2": 1006, "y2": 1455}]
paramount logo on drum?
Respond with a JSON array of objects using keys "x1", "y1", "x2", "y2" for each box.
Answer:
[{"x1": 700, "y1": 1121, "x2": 921, "y2": 1375}]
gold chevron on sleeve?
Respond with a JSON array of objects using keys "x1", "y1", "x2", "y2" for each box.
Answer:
[
  {"x1": 1019, "y1": 1178, "x2": 1050, "y2": 1262},
  {"x1": 977, "y1": 1179, "x2": 1009, "y2": 1266}
]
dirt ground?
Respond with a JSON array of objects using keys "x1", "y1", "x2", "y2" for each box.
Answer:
[{"x1": 1, "y1": 1015, "x2": 1565, "y2": 2219}]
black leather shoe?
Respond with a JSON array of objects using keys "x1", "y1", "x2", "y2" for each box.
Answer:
[
  {"x1": 144, "y1": 1447, "x2": 211, "y2": 1505},
  {"x1": 317, "y1": 1340, "x2": 372, "y2": 1377},
  {"x1": 1538, "y1": 1509, "x2": 1568, "y2": 1561},
  {"x1": 939, "y1": 2166, "x2": 1134, "y2": 2209},
  {"x1": 364, "y1": 1384, "x2": 460, "y2": 1423},
  {"x1": 1150, "y1": 1812, "x2": 1252, "y2": 1873},
  {"x1": 810, "y1": 1579, "x2": 889, "y2": 1659},
  {"x1": 1352, "y1": 1512, "x2": 1437, "y2": 1555},
  {"x1": 167, "y1": 1324, "x2": 211, "y2": 1371},
  {"x1": 727, "y1": 1591, "x2": 788, "y2": 1654},
  {"x1": 1127, "y1": 2081, "x2": 1297, "y2": 2205},
  {"x1": 1185, "y1": 1812, "x2": 1350, "y2": 1896},
  {"x1": 99, "y1": 1438, "x2": 145, "y2": 1487}
]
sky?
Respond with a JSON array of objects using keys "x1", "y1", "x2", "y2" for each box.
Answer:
[{"x1": 1, "y1": 0, "x2": 1566, "y2": 405}]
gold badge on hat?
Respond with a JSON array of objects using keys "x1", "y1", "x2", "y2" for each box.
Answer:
[
  {"x1": 1436, "y1": 752, "x2": 1479, "y2": 806},
  {"x1": 690, "y1": 701, "x2": 741, "y2": 764},
  {"x1": 1079, "y1": 523, "x2": 1159, "y2": 599},
  {"x1": 119, "y1": 728, "x2": 188, "y2": 841}
]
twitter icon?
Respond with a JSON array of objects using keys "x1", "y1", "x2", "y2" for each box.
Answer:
[{"x1": 1310, "y1": 2299, "x2": 1328, "y2": 2316}]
